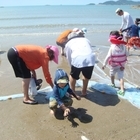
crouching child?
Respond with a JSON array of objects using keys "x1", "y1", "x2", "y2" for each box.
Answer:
[{"x1": 48, "y1": 69, "x2": 81, "y2": 117}]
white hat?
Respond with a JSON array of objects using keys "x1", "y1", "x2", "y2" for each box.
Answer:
[
  {"x1": 57, "y1": 77, "x2": 68, "y2": 84},
  {"x1": 72, "y1": 28, "x2": 79, "y2": 32},
  {"x1": 115, "y1": 8, "x2": 121, "y2": 13}
]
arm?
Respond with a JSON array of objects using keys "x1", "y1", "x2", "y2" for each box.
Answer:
[
  {"x1": 67, "y1": 87, "x2": 81, "y2": 100},
  {"x1": 121, "y1": 26, "x2": 131, "y2": 32},
  {"x1": 102, "y1": 47, "x2": 112, "y2": 69},
  {"x1": 41, "y1": 58, "x2": 53, "y2": 88},
  {"x1": 31, "y1": 70, "x2": 37, "y2": 79},
  {"x1": 53, "y1": 86, "x2": 70, "y2": 116}
]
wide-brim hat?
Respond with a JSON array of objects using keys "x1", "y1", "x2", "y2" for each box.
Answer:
[{"x1": 46, "y1": 45, "x2": 59, "y2": 64}]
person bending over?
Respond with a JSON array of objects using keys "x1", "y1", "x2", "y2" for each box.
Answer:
[{"x1": 7, "y1": 45, "x2": 59, "y2": 105}]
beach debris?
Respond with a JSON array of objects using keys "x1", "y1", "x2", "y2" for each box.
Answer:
[{"x1": 81, "y1": 136, "x2": 89, "y2": 140}]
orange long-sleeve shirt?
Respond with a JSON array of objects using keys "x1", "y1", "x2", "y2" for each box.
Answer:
[
  {"x1": 15, "y1": 45, "x2": 53, "y2": 86},
  {"x1": 56, "y1": 30, "x2": 72, "y2": 44}
]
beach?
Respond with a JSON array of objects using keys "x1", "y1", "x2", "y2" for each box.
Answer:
[
  {"x1": 0, "y1": 5, "x2": 140, "y2": 140},
  {"x1": 1, "y1": 43, "x2": 140, "y2": 140}
]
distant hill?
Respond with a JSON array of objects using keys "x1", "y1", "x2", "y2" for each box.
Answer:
[{"x1": 99, "y1": 0, "x2": 140, "y2": 5}]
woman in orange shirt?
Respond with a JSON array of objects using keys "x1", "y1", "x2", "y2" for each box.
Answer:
[{"x1": 7, "y1": 45, "x2": 59, "y2": 105}]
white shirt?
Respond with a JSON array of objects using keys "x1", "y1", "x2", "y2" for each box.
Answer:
[
  {"x1": 65, "y1": 37, "x2": 95, "y2": 68},
  {"x1": 120, "y1": 11, "x2": 134, "y2": 30}
]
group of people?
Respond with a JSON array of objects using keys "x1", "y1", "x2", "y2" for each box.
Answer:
[
  {"x1": 102, "y1": 8, "x2": 140, "y2": 95},
  {"x1": 7, "y1": 8, "x2": 140, "y2": 117},
  {"x1": 7, "y1": 27, "x2": 95, "y2": 117},
  {"x1": 115, "y1": 8, "x2": 140, "y2": 51}
]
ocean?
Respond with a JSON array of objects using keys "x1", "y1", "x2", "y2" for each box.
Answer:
[{"x1": 0, "y1": 5, "x2": 139, "y2": 49}]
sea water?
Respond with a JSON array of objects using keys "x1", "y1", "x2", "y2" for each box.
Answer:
[{"x1": 0, "y1": 5, "x2": 139, "y2": 48}]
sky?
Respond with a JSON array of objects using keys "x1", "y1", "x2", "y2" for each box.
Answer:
[{"x1": 0, "y1": 0, "x2": 140, "y2": 6}]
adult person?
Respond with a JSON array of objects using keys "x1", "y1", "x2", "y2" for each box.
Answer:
[
  {"x1": 7, "y1": 45, "x2": 59, "y2": 105},
  {"x1": 65, "y1": 35, "x2": 96, "y2": 97},
  {"x1": 56, "y1": 28, "x2": 87, "y2": 56},
  {"x1": 56, "y1": 29, "x2": 72, "y2": 56},
  {"x1": 115, "y1": 8, "x2": 134, "y2": 42}
]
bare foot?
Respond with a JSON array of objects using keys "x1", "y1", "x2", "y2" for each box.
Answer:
[
  {"x1": 81, "y1": 91, "x2": 87, "y2": 97},
  {"x1": 23, "y1": 99, "x2": 38, "y2": 105},
  {"x1": 81, "y1": 94, "x2": 87, "y2": 97},
  {"x1": 50, "y1": 110, "x2": 55, "y2": 115}
]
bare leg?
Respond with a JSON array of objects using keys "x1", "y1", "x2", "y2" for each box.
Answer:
[
  {"x1": 81, "y1": 76, "x2": 89, "y2": 95},
  {"x1": 22, "y1": 78, "x2": 34, "y2": 102},
  {"x1": 120, "y1": 78, "x2": 124, "y2": 91},
  {"x1": 69, "y1": 75, "x2": 76, "y2": 92},
  {"x1": 125, "y1": 36, "x2": 130, "y2": 43},
  {"x1": 111, "y1": 75, "x2": 115, "y2": 85}
]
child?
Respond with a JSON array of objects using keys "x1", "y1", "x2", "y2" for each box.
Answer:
[
  {"x1": 102, "y1": 30, "x2": 129, "y2": 95},
  {"x1": 48, "y1": 69, "x2": 81, "y2": 117}
]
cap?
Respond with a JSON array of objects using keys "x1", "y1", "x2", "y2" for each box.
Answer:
[
  {"x1": 46, "y1": 45, "x2": 59, "y2": 64},
  {"x1": 82, "y1": 28, "x2": 87, "y2": 34},
  {"x1": 57, "y1": 77, "x2": 69, "y2": 84},
  {"x1": 76, "y1": 29, "x2": 83, "y2": 35},
  {"x1": 115, "y1": 8, "x2": 121, "y2": 13},
  {"x1": 72, "y1": 28, "x2": 79, "y2": 32}
]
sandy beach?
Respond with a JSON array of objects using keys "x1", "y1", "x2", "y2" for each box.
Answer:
[{"x1": 0, "y1": 43, "x2": 140, "y2": 140}]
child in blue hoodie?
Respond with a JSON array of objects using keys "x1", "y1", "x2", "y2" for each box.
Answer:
[{"x1": 48, "y1": 69, "x2": 81, "y2": 117}]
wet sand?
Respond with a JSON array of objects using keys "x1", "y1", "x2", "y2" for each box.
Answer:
[{"x1": 0, "y1": 44, "x2": 140, "y2": 140}]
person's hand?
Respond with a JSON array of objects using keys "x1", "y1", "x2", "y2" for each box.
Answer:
[
  {"x1": 50, "y1": 83, "x2": 54, "y2": 89},
  {"x1": 63, "y1": 108, "x2": 70, "y2": 117},
  {"x1": 76, "y1": 95, "x2": 81, "y2": 100},
  {"x1": 31, "y1": 70, "x2": 36, "y2": 79}
]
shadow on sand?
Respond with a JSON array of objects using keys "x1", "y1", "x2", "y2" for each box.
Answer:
[
  {"x1": 33, "y1": 94, "x2": 49, "y2": 104},
  {"x1": 76, "y1": 89, "x2": 120, "y2": 106},
  {"x1": 54, "y1": 107, "x2": 93, "y2": 127}
]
